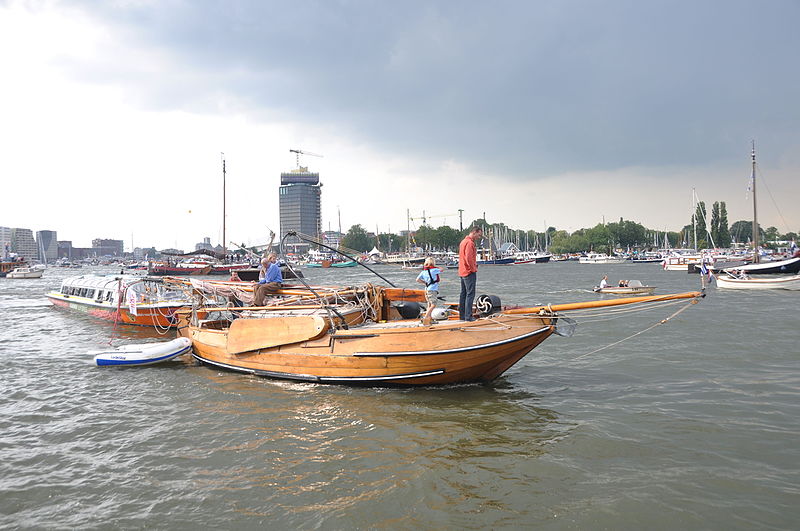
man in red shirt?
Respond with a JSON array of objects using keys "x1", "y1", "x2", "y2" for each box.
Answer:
[{"x1": 458, "y1": 226, "x2": 483, "y2": 321}]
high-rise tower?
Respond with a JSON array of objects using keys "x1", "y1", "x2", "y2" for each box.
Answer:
[{"x1": 279, "y1": 167, "x2": 322, "y2": 251}]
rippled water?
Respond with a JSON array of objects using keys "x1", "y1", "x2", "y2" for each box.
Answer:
[{"x1": 1, "y1": 263, "x2": 798, "y2": 528}]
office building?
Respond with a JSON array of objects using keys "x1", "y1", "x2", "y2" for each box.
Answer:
[
  {"x1": 92, "y1": 238, "x2": 124, "y2": 257},
  {"x1": 0, "y1": 227, "x2": 11, "y2": 260},
  {"x1": 195, "y1": 237, "x2": 213, "y2": 252},
  {"x1": 36, "y1": 230, "x2": 58, "y2": 263},
  {"x1": 279, "y1": 167, "x2": 322, "y2": 251},
  {"x1": 10, "y1": 228, "x2": 38, "y2": 262}
]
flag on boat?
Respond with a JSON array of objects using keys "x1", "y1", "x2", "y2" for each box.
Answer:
[
  {"x1": 127, "y1": 288, "x2": 138, "y2": 316},
  {"x1": 699, "y1": 260, "x2": 713, "y2": 282}
]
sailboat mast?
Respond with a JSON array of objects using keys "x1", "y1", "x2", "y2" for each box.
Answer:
[
  {"x1": 692, "y1": 188, "x2": 697, "y2": 251},
  {"x1": 751, "y1": 141, "x2": 759, "y2": 264},
  {"x1": 221, "y1": 153, "x2": 227, "y2": 260}
]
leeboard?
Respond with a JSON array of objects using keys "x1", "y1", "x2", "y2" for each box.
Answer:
[{"x1": 226, "y1": 316, "x2": 329, "y2": 354}]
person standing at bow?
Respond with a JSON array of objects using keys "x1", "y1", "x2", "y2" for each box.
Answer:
[
  {"x1": 253, "y1": 253, "x2": 283, "y2": 306},
  {"x1": 458, "y1": 226, "x2": 483, "y2": 321},
  {"x1": 416, "y1": 257, "x2": 442, "y2": 326}
]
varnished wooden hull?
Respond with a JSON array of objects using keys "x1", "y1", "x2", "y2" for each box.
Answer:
[
  {"x1": 182, "y1": 314, "x2": 555, "y2": 386},
  {"x1": 148, "y1": 264, "x2": 212, "y2": 276}
]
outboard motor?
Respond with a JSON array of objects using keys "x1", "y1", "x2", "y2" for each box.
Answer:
[
  {"x1": 394, "y1": 301, "x2": 422, "y2": 320},
  {"x1": 431, "y1": 307, "x2": 450, "y2": 321},
  {"x1": 475, "y1": 294, "x2": 501, "y2": 316}
]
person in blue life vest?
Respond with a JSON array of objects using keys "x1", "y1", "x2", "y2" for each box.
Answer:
[
  {"x1": 253, "y1": 253, "x2": 283, "y2": 306},
  {"x1": 416, "y1": 257, "x2": 442, "y2": 326}
]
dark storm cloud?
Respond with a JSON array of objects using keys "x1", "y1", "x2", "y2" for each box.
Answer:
[{"x1": 70, "y1": 0, "x2": 800, "y2": 177}]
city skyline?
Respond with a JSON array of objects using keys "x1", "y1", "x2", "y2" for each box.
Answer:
[{"x1": 2, "y1": 1, "x2": 798, "y2": 252}]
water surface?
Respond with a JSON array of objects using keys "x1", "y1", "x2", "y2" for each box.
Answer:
[{"x1": 1, "y1": 263, "x2": 797, "y2": 528}]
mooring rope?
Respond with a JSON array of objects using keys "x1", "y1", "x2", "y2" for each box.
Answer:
[{"x1": 569, "y1": 298, "x2": 699, "y2": 361}]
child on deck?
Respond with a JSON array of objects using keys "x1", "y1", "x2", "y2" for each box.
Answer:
[{"x1": 416, "y1": 257, "x2": 442, "y2": 326}]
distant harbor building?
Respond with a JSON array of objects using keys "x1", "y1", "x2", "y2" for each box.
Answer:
[
  {"x1": 134, "y1": 247, "x2": 158, "y2": 260},
  {"x1": 36, "y1": 230, "x2": 58, "y2": 263},
  {"x1": 10, "y1": 228, "x2": 38, "y2": 262},
  {"x1": 0, "y1": 226, "x2": 11, "y2": 259},
  {"x1": 58, "y1": 241, "x2": 73, "y2": 260},
  {"x1": 195, "y1": 237, "x2": 213, "y2": 252},
  {"x1": 279, "y1": 167, "x2": 322, "y2": 252},
  {"x1": 92, "y1": 238, "x2": 124, "y2": 257},
  {"x1": 58, "y1": 241, "x2": 92, "y2": 261}
]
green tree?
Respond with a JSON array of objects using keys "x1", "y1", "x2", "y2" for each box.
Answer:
[
  {"x1": 764, "y1": 226, "x2": 780, "y2": 245},
  {"x1": 378, "y1": 233, "x2": 402, "y2": 253},
  {"x1": 607, "y1": 218, "x2": 647, "y2": 248},
  {"x1": 341, "y1": 224, "x2": 372, "y2": 252},
  {"x1": 585, "y1": 224, "x2": 613, "y2": 253},
  {"x1": 548, "y1": 230, "x2": 574, "y2": 254},
  {"x1": 413, "y1": 225, "x2": 436, "y2": 250},
  {"x1": 666, "y1": 231, "x2": 681, "y2": 248},
  {"x1": 718, "y1": 202, "x2": 731, "y2": 247},
  {"x1": 730, "y1": 220, "x2": 765, "y2": 244},
  {"x1": 433, "y1": 225, "x2": 461, "y2": 251},
  {"x1": 710, "y1": 202, "x2": 721, "y2": 247},
  {"x1": 693, "y1": 201, "x2": 707, "y2": 249}
]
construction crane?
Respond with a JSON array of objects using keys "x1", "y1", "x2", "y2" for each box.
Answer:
[
  {"x1": 289, "y1": 148, "x2": 323, "y2": 169},
  {"x1": 408, "y1": 211, "x2": 458, "y2": 227}
]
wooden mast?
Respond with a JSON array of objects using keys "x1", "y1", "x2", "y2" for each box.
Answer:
[
  {"x1": 751, "y1": 141, "x2": 759, "y2": 264},
  {"x1": 221, "y1": 152, "x2": 227, "y2": 261}
]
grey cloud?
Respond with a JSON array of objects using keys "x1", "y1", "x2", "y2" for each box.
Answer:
[{"x1": 68, "y1": 0, "x2": 800, "y2": 177}]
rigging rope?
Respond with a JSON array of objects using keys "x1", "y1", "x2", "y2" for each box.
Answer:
[{"x1": 569, "y1": 298, "x2": 699, "y2": 361}]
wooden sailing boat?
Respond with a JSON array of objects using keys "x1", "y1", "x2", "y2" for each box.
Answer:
[
  {"x1": 718, "y1": 143, "x2": 800, "y2": 285},
  {"x1": 174, "y1": 280, "x2": 702, "y2": 386}
]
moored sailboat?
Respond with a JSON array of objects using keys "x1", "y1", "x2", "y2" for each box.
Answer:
[
  {"x1": 175, "y1": 280, "x2": 702, "y2": 386},
  {"x1": 718, "y1": 143, "x2": 800, "y2": 285},
  {"x1": 715, "y1": 272, "x2": 800, "y2": 290}
]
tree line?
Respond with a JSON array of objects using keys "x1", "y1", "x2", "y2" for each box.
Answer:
[{"x1": 339, "y1": 206, "x2": 798, "y2": 254}]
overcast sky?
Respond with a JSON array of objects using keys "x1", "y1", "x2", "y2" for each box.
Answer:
[{"x1": 2, "y1": 0, "x2": 798, "y2": 251}]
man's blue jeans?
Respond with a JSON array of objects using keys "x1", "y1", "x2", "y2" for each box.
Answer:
[{"x1": 459, "y1": 272, "x2": 477, "y2": 321}]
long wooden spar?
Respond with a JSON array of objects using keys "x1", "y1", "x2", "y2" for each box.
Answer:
[{"x1": 501, "y1": 291, "x2": 704, "y2": 314}]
